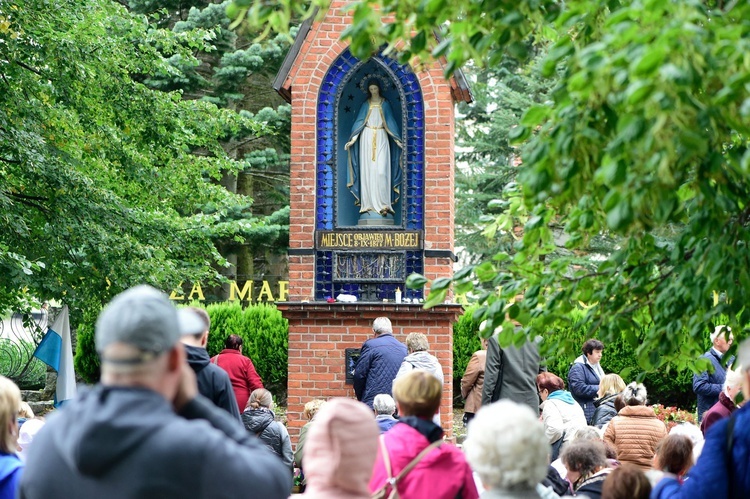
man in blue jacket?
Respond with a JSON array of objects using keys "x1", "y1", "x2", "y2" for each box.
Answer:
[
  {"x1": 353, "y1": 317, "x2": 407, "y2": 408},
  {"x1": 652, "y1": 336, "x2": 750, "y2": 498},
  {"x1": 693, "y1": 325, "x2": 734, "y2": 422}
]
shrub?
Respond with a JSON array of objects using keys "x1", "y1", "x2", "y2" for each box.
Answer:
[
  {"x1": 73, "y1": 309, "x2": 101, "y2": 384},
  {"x1": 204, "y1": 302, "x2": 288, "y2": 395},
  {"x1": 453, "y1": 305, "x2": 484, "y2": 379}
]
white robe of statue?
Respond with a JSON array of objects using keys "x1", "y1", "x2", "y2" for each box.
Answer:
[{"x1": 358, "y1": 102, "x2": 392, "y2": 214}]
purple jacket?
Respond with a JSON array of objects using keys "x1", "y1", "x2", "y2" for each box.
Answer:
[{"x1": 700, "y1": 391, "x2": 736, "y2": 436}]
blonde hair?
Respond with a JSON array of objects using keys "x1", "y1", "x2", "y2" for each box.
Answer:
[
  {"x1": 392, "y1": 370, "x2": 441, "y2": 419},
  {"x1": 598, "y1": 373, "x2": 626, "y2": 398},
  {"x1": 18, "y1": 401, "x2": 34, "y2": 419},
  {"x1": 0, "y1": 376, "x2": 22, "y2": 453},
  {"x1": 303, "y1": 399, "x2": 326, "y2": 421},
  {"x1": 405, "y1": 332, "x2": 429, "y2": 353},
  {"x1": 247, "y1": 388, "x2": 274, "y2": 410}
]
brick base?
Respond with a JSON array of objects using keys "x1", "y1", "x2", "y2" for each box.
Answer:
[{"x1": 278, "y1": 302, "x2": 462, "y2": 443}]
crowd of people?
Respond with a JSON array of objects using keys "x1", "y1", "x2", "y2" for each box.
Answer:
[{"x1": 1, "y1": 286, "x2": 748, "y2": 499}]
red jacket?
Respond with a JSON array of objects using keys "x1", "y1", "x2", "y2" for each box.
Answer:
[
  {"x1": 369, "y1": 423, "x2": 478, "y2": 499},
  {"x1": 701, "y1": 391, "x2": 736, "y2": 435},
  {"x1": 211, "y1": 349, "x2": 263, "y2": 411}
]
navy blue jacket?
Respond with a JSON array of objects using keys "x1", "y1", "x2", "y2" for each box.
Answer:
[
  {"x1": 567, "y1": 356, "x2": 600, "y2": 424},
  {"x1": 651, "y1": 403, "x2": 750, "y2": 498},
  {"x1": 693, "y1": 349, "x2": 730, "y2": 422},
  {"x1": 353, "y1": 333, "x2": 407, "y2": 408},
  {"x1": 185, "y1": 344, "x2": 241, "y2": 421}
]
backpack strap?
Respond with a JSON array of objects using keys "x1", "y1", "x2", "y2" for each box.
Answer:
[
  {"x1": 211, "y1": 354, "x2": 219, "y2": 365},
  {"x1": 375, "y1": 435, "x2": 442, "y2": 497}
]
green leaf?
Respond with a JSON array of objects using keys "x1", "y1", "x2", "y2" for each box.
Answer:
[
  {"x1": 406, "y1": 273, "x2": 429, "y2": 289},
  {"x1": 520, "y1": 105, "x2": 549, "y2": 127}
]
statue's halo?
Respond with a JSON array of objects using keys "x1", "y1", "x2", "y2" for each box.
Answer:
[{"x1": 358, "y1": 73, "x2": 392, "y2": 94}]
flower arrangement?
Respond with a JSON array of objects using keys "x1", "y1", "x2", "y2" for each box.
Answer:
[{"x1": 652, "y1": 404, "x2": 697, "y2": 430}]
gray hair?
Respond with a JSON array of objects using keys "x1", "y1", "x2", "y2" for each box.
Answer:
[
  {"x1": 561, "y1": 439, "x2": 608, "y2": 475},
  {"x1": 737, "y1": 337, "x2": 750, "y2": 373},
  {"x1": 464, "y1": 400, "x2": 549, "y2": 491},
  {"x1": 622, "y1": 382, "x2": 648, "y2": 406},
  {"x1": 373, "y1": 317, "x2": 392, "y2": 335},
  {"x1": 405, "y1": 332, "x2": 429, "y2": 353},
  {"x1": 724, "y1": 367, "x2": 743, "y2": 392},
  {"x1": 372, "y1": 394, "x2": 396, "y2": 415}
]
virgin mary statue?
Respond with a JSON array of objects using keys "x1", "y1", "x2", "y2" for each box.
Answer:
[{"x1": 345, "y1": 80, "x2": 402, "y2": 220}]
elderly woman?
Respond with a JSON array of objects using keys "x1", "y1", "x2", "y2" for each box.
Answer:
[
  {"x1": 241, "y1": 389, "x2": 293, "y2": 470},
  {"x1": 561, "y1": 439, "x2": 612, "y2": 498},
  {"x1": 393, "y1": 332, "x2": 444, "y2": 425},
  {"x1": 536, "y1": 372, "x2": 587, "y2": 460},
  {"x1": 0, "y1": 376, "x2": 23, "y2": 499},
  {"x1": 465, "y1": 400, "x2": 553, "y2": 498},
  {"x1": 604, "y1": 382, "x2": 667, "y2": 469},
  {"x1": 701, "y1": 367, "x2": 742, "y2": 435},
  {"x1": 300, "y1": 398, "x2": 379, "y2": 499},
  {"x1": 373, "y1": 394, "x2": 398, "y2": 433},
  {"x1": 591, "y1": 373, "x2": 626, "y2": 429},
  {"x1": 568, "y1": 339, "x2": 605, "y2": 423},
  {"x1": 370, "y1": 371, "x2": 478, "y2": 499}
]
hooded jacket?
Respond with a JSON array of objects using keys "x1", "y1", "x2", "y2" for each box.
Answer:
[
  {"x1": 241, "y1": 408, "x2": 293, "y2": 469},
  {"x1": 353, "y1": 333, "x2": 407, "y2": 408},
  {"x1": 369, "y1": 420, "x2": 479, "y2": 499},
  {"x1": 0, "y1": 452, "x2": 22, "y2": 499},
  {"x1": 540, "y1": 390, "x2": 587, "y2": 444},
  {"x1": 18, "y1": 385, "x2": 291, "y2": 499},
  {"x1": 591, "y1": 392, "x2": 619, "y2": 429},
  {"x1": 301, "y1": 398, "x2": 380, "y2": 499},
  {"x1": 394, "y1": 351, "x2": 444, "y2": 384},
  {"x1": 603, "y1": 404, "x2": 667, "y2": 469},
  {"x1": 184, "y1": 344, "x2": 240, "y2": 420}
]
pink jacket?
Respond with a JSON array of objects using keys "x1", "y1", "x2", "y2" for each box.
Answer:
[
  {"x1": 369, "y1": 423, "x2": 479, "y2": 499},
  {"x1": 211, "y1": 349, "x2": 263, "y2": 411},
  {"x1": 301, "y1": 398, "x2": 379, "y2": 499}
]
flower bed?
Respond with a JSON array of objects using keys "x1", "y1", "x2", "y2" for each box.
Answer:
[{"x1": 652, "y1": 404, "x2": 697, "y2": 431}]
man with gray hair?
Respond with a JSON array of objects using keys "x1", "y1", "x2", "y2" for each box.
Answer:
[
  {"x1": 353, "y1": 317, "x2": 407, "y2": 408},
  {"x1": 19, "y1": 285, "x2": 291, "y2": 499},
  {"x1": 652, "y1": 337, "x2": 750, "y2": 498},
  {"x1": 178, "y1": 307, "x2": 240, "y2": 419},
  {"x1": 372, "y1": 393, "x2": 398, "y2": 433},
  {"x1": 693, "y1": 325, "x2": 734, "y2": 422}
]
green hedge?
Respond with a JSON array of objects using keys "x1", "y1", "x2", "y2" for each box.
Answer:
[
  {"x1": 73, "y1": 308, "x2": 101, "y2": 384},
  {"x1": 75, "y1": 302, "x2": 289, "y2": 391},
  {"x1": 453, "y1": 307, "x2": 484, "y2": 378},
  {"x1": 205, "y1": 302, "x2": 288, "y2": 391}
]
